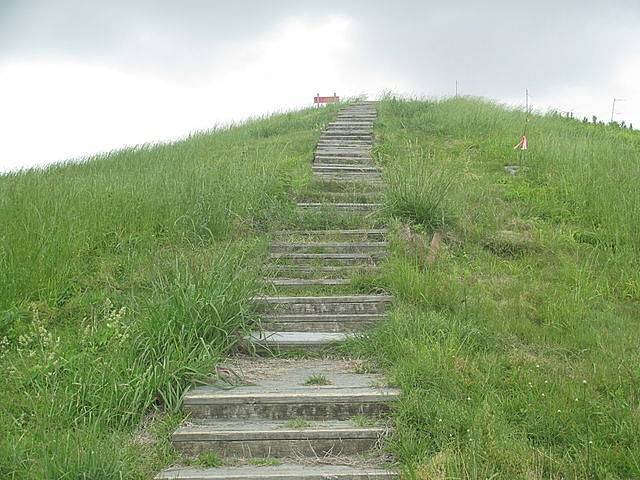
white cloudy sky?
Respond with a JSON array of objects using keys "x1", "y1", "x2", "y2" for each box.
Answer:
[{"x1": 1, "y1": 0, "x2": 639, "y2": 171}]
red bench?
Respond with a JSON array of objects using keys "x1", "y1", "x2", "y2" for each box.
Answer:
[{"x1": 314, "y1": 92, "x2": 339, "y2": 106}]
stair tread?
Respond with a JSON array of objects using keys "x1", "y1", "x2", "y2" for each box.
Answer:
[
  {"x1": 261, "y1": 313, "x2": 385, "y2": 319},
  {"x1": 246, "y1": 331, "x2": 354, "y2": 346},
  {"x1": 313, "y1": 166, "x2": 379, "y2": 171},
  {"x1": 271, "y1": 242, "x2": 387, "y2": 247},
  {"x1": 264, "y1": 278, "x2": 351, "y2": 286},
  {"x1": 269, "y1": 253, "x2": 383, "y2": 258},
  {"x1": 253, "y1": 295, "x2": 393, "y2": 303},
  {"x1": 156, "y1": 464, "x2": 397, "y2": 480},
  {"x1": 185, "y1": 385, "x2": 398, "y2": 403},
  {"x1": 296, "y1": 203, "x2": 383, "y2": 207},
  {"x1": 174, "y1": 420, "x2": 385, "y2": 439},
  {"x1": 268, "y1": 266, "x2": 378, "y2": 273},
  {"x1": 185, "y1": 387, "x2": 398, "y2": 403},
  {"x1": 273, "y1": 229, "x2": 387, "y2": 235}
]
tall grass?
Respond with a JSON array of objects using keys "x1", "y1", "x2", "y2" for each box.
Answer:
[
  {"x1": 365, "y1": 96, "x2": 640, "y2": 478},
  {"x1": 384, "y1": 147, "x2": 455, "y2": 229},
  {"x1": 0, "y1": 105, "x2": 339, "y2": 478}
]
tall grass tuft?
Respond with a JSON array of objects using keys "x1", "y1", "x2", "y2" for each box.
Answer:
[{"x1": 385, "y1": 147, "x2": 455, "y2": 229}]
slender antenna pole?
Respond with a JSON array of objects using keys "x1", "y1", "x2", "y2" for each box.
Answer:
[
  {"x1": 525, "y1": 89, "x2": 529, "y2": 113},
  {"x1": 455, "y1": 80, "x2": 458, "y2": 97},
  {"x1": 611, "y1": 98, "x2": 617, "y2": 122}
]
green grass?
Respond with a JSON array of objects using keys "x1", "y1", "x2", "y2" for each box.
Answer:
[
  {"x1": 303, "y1": 374, "x2": 332, "y2": 386},
  {"x1": 351, "y1": 414, "x2": 379, "y2": 428},
  {"x1": 0, "y1": 105, "x2": 340, "y2": 478},
  {"x1": 354, "y1": 96, "x2": 640, "y2": 478},
  {"x1": 284, "y1": 418, "x2": 312, "y2": 429}
]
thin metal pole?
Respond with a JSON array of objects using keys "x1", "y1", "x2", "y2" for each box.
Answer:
[{"x1": 611, "y1": 98, "x2": 616, "y2": 122}]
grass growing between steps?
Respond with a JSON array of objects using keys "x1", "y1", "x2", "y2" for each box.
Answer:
[
  {"x1": 353, "y1": 97, "x2": 640, "y2": 478},
  {"x1": 0, "y1": 105, "x2": 340, "y2": 479}
]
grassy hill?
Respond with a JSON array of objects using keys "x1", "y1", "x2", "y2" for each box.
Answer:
[
  {"x1": 1, "y1": 97, "x2": 639, "y2": 478},
  {"x1": 364, "y1": 97, "x2": 640, "y2": 478},
  {"x1": 0, "y1": 105, "x2": 340, "y2": 478}
]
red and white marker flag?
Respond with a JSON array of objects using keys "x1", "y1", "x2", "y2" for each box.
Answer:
[{"x1": 513, "y1": 135, "x2": 528, "y2": 150}]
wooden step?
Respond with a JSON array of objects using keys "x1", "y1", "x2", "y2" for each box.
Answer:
[
  {"x1": 321, "y1": 129, "x2": 373, "y2": 134},
  {"x1": 315, "y1": 150, "x2": 371, "y2": 158},
  {"x1": 253, "y1": 295, "x2": 393, "y2": 315},
  {"x1": 319, "y1": 137, "x2": 372, "y2": 141},
  {"x1": 273, "y1": 229, "x2": 387, "y2": 241},
  {"x1": 333, "y1": 121, "x2": 375, "y2": 124},
  {"x1": 299, "y1": 192, "x2": 382, "y2": 203},
  {"x1": 318, "y1": 140, "x2": 372, "y2": 144},
  {"x1": 270, "y1": 242, "x2": 388, "y2": 254},
  {"x1": 264, "y1": 278, "x2": 351, "y2": 287},
  {"x1": 316, "y1": 144, "x2": 373, "y2": 150},
  {"x1": 157, "y1": 464, "x2": 396, "y2": 480},
  {"x1": 261, "y1": 313, "x2": 385, "y2": 333},
  {"x1": 246, "y1": 331, "x2": 354, "y2": 350},
  {"x1": 183, "y1": 362, "x2": 398, "y2": 420},
  {"x1": 314, "y1": 156, "x2": 374, "y2": 165},
  {"x1": 323, "y1": 126, "x2": 373, "y2": 130},
  {"x1": 321, "y1": 135, "x2": 373, "y2": 141},
  {"x1": 314, "y1": 160, "x2": 376, "y2": 166},
  {"x1": 326, "y1": 124, "x2": 373, "y2": 129},
  {"x1": 327, "y1": 126, "x2": 373, "y2": 131},
  {"x1": 172, "y1": 420, "x2": 388, "y2": 457},
  {"x1": 310, "y1": 179, "x2": 384, "y2": 191},
  {"x1": 322, "y1": 127, "x2": 373, "y2": 131},
  {"x1": 267, "y1": 265, "x2": 377, "y2": 278},
  {"x1": 325, "y1": 130, "x2": 373, "y2": 135},
  {"x1": 296, "y1": 203, "x2": 383, "y2": 212},
  {"x1": 313, "y1": 175, "x2": 383, "y2": 184},
  {"x1": 268, "y1": 253, "x2": 382, "y2": 267},
  {"x1": 318, "y1": 139, "x2": 372, "y2": 143},
  {"x1": 313, "y1": 165, "x2": 379, "y2": 174},
  {"x1": 316, "y1": 142, "x2": 373, "y2": 148},
  {"x1": 318, "y1": 138, "x2": 372, "y2": 142}
]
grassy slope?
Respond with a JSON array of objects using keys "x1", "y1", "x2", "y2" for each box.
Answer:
[
  {"x1": 363, "y1": 97, "x2": 640, "y2": 478},
  {"x1": 0, "y1": 105, "x2": 339, "y2": 479}
]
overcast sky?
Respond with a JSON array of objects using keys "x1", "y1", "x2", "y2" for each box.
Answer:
[{"x1": 1, "y1": 1, "x2": 639, "y2": 171}]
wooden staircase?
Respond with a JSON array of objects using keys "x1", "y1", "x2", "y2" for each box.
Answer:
[{"x1": 157, "y1": 102, "x2": 397, "y2": 479}]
